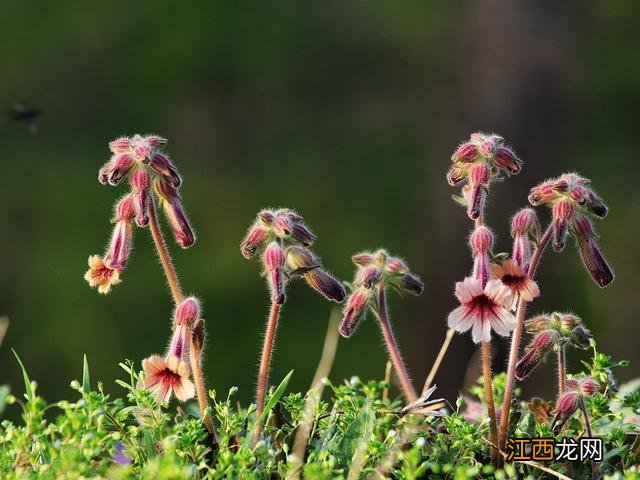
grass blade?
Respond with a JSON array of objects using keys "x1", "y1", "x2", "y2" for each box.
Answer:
[
  {"x1": 12, "y1": 349, "x2": 34, "y2": 403},
  {"x1": 82, "y1": 354, "x2": 91, "y2": 394}
]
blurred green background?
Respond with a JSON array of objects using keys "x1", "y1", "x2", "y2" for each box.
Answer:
[{"x1": 1, "y1": 1, "x2": 639, "y2": 412}]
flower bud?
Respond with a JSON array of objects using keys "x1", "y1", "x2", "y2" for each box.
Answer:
[
  {"x1": 451, "y1": 142, "x2": 478, "y2": 163},
  {"x1": 570, "y1": 213, "x2": 597, "y2": 240},
  {"x1": 104, "y1": 218, "x2": 133, "y2": 270},
  {"x1": 552, "y1": 200, "x2": 574, "y2": 252},
  {"x1": 528, "y1": 180, "x2": 557, "y2": 206},
  {"x1": 113, "y1": 195, "x2": 135, "y2": 223},
  {"x1": 469, "y1": 226, "x2": 493, "y2": 254},
  {"x1": 469, "y1": 163, "x2": 490, "y2": 186},
  {"x1": 339, "y1": 288, "x2": 372, "y2": 337},
  {"x1": 285, "y1": 245, "x2": 319, "y2": 273},
  {"x1": 149, "y1": 152, "x2": 182, "y2": 188},
  {"x1": 557, "y1": 313, "x2": 581, "y2": 331},
  {"x1": 272, "y1": 215, "x2": 292, "y2": 238},
  {"x1": 109, "y1": 137, "x2": 132, "y2": 153},
  {"x1": 352, "y1": 252, "x2": 375, "y2": 267},
  {"x1": 240, "y1": 223, "x2": 269, "y2": 259},
  {"x1": 162, "y1": 196, "x2": 196, "y2": 248},
  {"x1": 467, "y1": 185, "x2": 486, "y2": 220},
  {"x1": 290, "y1": 221, "x2": 316, "y2": 246},
  {"x1": 386, "y1": 258, "x2": 409, "y2": 274},
  {"x1": 99, "y1": 153, "x2": 134, "y2": 186},
  {"x1": 263, "y1": 242, "x2": 286, "y2": 304},
  {"x1": 524, "y1": 315, "x2": 552, "y2": 334},
  {"x1": 580, "y1": 379, "x2": 600, "y2": 396},
  {"x1": 304, "y1": 269, "x2": 346, "y2": 302},
  {"x1": 577, "y1": 237, "x2": 614, "y2": 287},
  {"x1": 397, "y1": 273, "x2": 424, "y2": 295},
  {"x1": 446, "y1": 165, "x2": 467, "y2": 186},
  {"x1": 585, "y1": 191, "x2": 608, "y2": 218},
  {"x1": 493, "y1": 146, "x2": 523, "y2": 174},
  {"x1": 258, "y1": 210, "x2": 275, "y2": 225},
  {"x1": 472, "y1": 252, "x2": 491, "y2": 287},
  {"x1": 511, "y1": 208, "x2": 538, "y2": 237},
  {"x1": 570, "y1": 325, "x2": 593, "y2": 349},
  {"x1": 130, "y1": 170, "x2": 151, "y2": 227},
  {"x1": 175, "y1": 297, "x2": 200, "y2": 326},
  {"x1": 515, "y1": 330, "x2": 556, "y2": 380},
  {"x1": 355, "y1": 266, "x2": 382, "y2": 288},
  {"x1": 145, "y1": 135, "x2": 168, "y2": 148},
  {"x1": 551, "y1": 392, "x2": 581, "y2": 433}
]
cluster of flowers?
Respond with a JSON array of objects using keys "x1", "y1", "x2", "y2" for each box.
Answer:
[
  {"x1": 85, "y1": 135, "x2": 195, "y2": 294},
  {"x1": 241, "y1": 208, "x2": 346, "y2": 304}
]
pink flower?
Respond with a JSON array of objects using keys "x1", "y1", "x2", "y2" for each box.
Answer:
[
  {"x1": 84, "y1": 255, "x2": 122, "y2": 294},
  {"x1": 339, "y1": 288, "x2": 372, "y2": 337},
  {"x1": 447, "y1": 277, "x2": 516, "y2": 343},
  {"x1": 137, "y1": 355, "x2": 195, "y2": 403},
  {"x1": 491, "y1": 259, "x2": 540, "y2": 302}
]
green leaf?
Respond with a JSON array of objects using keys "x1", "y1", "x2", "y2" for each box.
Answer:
[
  {"x1": 0, "y1": 385, "x2": 10, "y2": 416},
  {"x1": 336, "y1": 399, "x2": 375, "y2": 465},
  {"x1": 256, "y1": 370, "x2": 294, "y2": 428},
  {"x1": 12, "y1": 349, "x2": 34, "y2": 403},
  {"x1": 82, "y1": 354, "x2": 91, "y2": 394}
]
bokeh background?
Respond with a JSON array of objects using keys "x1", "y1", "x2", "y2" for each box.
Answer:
[{"x1": 1, "y1": 1, "x2": 639, "y2": 414}]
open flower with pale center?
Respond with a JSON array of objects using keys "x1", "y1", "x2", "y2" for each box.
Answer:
[
  {"x1": 84, "y1": 255, "x2": 122, "y2": 294},
  {"x1": 137, "y1": 355, "x2": 195, "y2": 403},
  {"x1": 491, "y1": 259, "x2": 540, "y2": 303},
  {"x1": 447, "y1": 277, "x2": 516, "y2": 343}
]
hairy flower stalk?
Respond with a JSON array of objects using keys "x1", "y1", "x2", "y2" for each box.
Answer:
[
  {"x1": 340, "y1": 249, "x2": 423, "y2": 403},
  {"x1": 500, "y1": 173, "x2": 614, "y2": 451},
  {"x1": 86, "y1": 135, "x2": 214, "y2": 434},
  {"x1": 446, "y1": 133, "x2": 523, "y2": 465},
  {"x1": 241, "y1": 208, "x2": 345, "y2": 444}
]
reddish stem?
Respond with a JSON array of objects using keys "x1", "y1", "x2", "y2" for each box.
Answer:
[
  {"x1": 498, "y1": 224, "x2": 553, "y2": 450},
  {"x1": 253, "y1": 301, "x2": 281, "y2": 445},
  {"x1": 375, "y1": 285, "x2": 418, "y2": 403},
  {"x1": 557, "y1": 346, "x2": 566, "y2": 396},
  {"x1": 148, "y1": 201, "x2": 184, "y2": 304}
]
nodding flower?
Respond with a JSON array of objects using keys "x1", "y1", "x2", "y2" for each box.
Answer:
[
  {"x1": 86, "y1": 135, "x2": 195, "y2": 293},
  {"x1": 138, "y1": 296, "x2": 201, "y2": 404},
  {"x1": 515, "y1": 312, "x2": 593, "y2": 380},
  {"x1": 551, "y1": 376, "x2": 600, "y2": 433},
  {"x1": 528, "y1": 173, "x2": 613, "y2": 287},
  {"x1": 84, "y1": 195, "x2": 135, "y2": 294},
  {"x1": 447, "y1": 133, "x2": 523, "y2": 220},
  {"x1": 339, "y1": 249, "x2": 423, "y2": 338},
  {"x1": 242, "y1": 208, "x2": 344, "y2": 305},
  {"x1": 510, "y1": 208, "x2": 539, "y2": 272}
]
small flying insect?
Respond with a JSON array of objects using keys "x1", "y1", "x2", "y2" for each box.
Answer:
[{"x1": 9, "y1": 103, "x2": 41, "y2": 134}]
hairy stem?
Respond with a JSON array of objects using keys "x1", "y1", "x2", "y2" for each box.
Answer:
[
  {"x1": 557, "y1": 346, "x2": 566, "y2": 396},
  {"x1": 148, "y1": 201, "x2": 213, "y2": 434},
  {"x1": 482, "y1": 341, "x2": 499, "y2": 465},
  {"x1": 253, "y1": 301, "x2": 281, "y2": 445},
  {"x1": 376, "y1": 285, "x2": 418, "y2": 403},
  {"x1": 499, "y1": 224, "x2": 553, "y2": 450},
  {"x1": 148, "y1": 201, "x2": 184, "y2": 304},
  {"x1": 422, "y1": 327, "x2": 455, "y2": 396}
]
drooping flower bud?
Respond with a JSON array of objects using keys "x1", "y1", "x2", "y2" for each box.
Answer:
[
  {"x1": 469, "y1": 226, "x2": 493, "y2": 254},
  {"x1": 258, "y1": 209, "x2": 275, "y2": 225},
  {"x1": 175, "y1": 297, "x2": 200, "y2": 326},
  {"x1": 355, "y1": 266, "x2": 382, "y2": 288},
  {"x1": 130, "y1": 170, "x2": 151, "y2": 227},
  {"x1": 511, "y1": 208, "x2": 539, "y2": 237},
  {"x1": 262, "y1": 242, "x2": 286, "y2": 304},
  {"x1": 339, "y1": 288, "x2": 372, "y2": 337},
  {"x1": 145, "y1": 134, "x2": 168, "y2": 148},
  {"x1": 272, "y1": 215, "x2": 293, "y2": 238},
  {"x1": 515, "y1": 330, "x2": 556, "y2": 380},
  {"x1": 241, "y1": 223, "x2": 270, "y2": 259},
  {"x1": 493, "y1": 145, "x2": 523, "y2": 174},
  {"x1": 386, "y1": 258, "x2": 409, "y2": 274},
  {"x1": 551, "y1": 391, "x2": 581, "y2": 433},
  {"x1": 580, "y1": 378, "x2": 600, "y2": 396},
  {"x1": 290, "y1": 221, "x2": 316, "y2": 246},
  {"x1": 395, "y1": 273, "x2": 424, "y2": 295},
  {"x1": 551, "y1": 200, "x2": 574, "y2": 252},
  {"x1": 451, "y1": 142, "x2": 478, "y2": 163},
  {"x1": 570, "y1": 325, "x2": 593, "y2": 349},
  {"x1": 149, "y1": 152, "x2": 182, "y2": 188},
  {"x1": 467, "y1": 164, "x2": 490, "y2": 220},
  {"x1": 304, "y1": 269, "x2": 346, "y2": 302},
  {"x1": 154, "y1": 178, "x2": 195, "y2": 248},
  {"x1": 99, "y1": 153, "x2": 134, "y2": 186},
  {"x1": 109, "y1": 137, "x2": 132, "y2": 154},
  {"x1": 352, "y1": 252, "x2": 375, "y2": 267},
  {"x1": 577, "y1": 236, "x2": 614, "y2": 288},
  {"x1": 104, "y1": 217, "x2": 133, "y2": 270}
]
